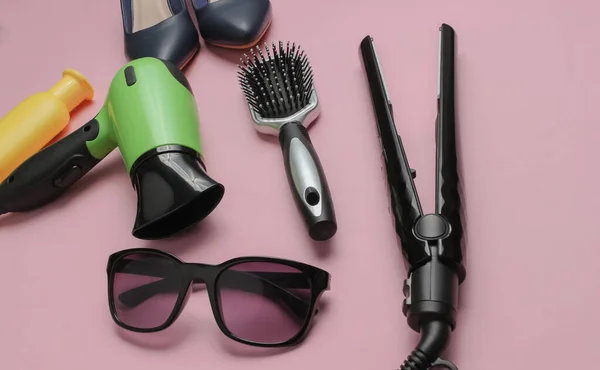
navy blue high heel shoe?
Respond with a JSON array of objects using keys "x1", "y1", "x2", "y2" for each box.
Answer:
[
  {"x1": 191, "y1": 0, "x2": 272, "y2": 49},
  {"x1": 120, "y1": 0, "x2": 200, "y2": 69}
]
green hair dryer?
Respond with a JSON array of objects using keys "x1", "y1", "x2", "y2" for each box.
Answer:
[{"x1": 0, "y1": 57, "x2": 225, "y2": 239}]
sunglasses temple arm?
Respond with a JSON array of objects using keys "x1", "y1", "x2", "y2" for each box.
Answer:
[
  {"x1": 113, "y1": 259, "x2": 313, "y2": 290},
  {"x1": 114, "y1": 262, "x2": 310, "y2": 321},
  {"x1": 218, "y1": 271, "x2": 311, "y2": 322},
  {"x1": 117, "y1": 278, "x2": 178, "y2": 307}
]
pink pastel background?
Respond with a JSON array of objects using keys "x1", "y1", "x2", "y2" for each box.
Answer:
[{"x1": 1, "y1": 0, "x2": 599, "y2": 369}]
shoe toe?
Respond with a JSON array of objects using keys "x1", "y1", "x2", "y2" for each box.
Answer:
[
  {"x1": 125, "y1": 12, "x2": 200, "y2": 69},
  {"x1": 196, "y1": 0, "x2": 272, "y2": 48}
]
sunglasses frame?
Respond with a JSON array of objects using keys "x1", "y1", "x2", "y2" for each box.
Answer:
[{"x1": 106, "y1": 248, "x2": 331, "y2": 347}]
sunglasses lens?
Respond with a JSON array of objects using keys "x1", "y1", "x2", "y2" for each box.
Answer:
[
  {"x1": 111, "y1": 253, "x2": 182, "y2": 330},
  {"x1": 216, "y1": 262, "x2": 312, "y2": 344}
]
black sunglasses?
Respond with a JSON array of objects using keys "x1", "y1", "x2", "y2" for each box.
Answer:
[{"x1": 106, "y1": 248, "x2": 331, "y2": 347}]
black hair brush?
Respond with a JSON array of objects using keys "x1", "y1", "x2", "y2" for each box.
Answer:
[{"x1": 237, "y1": 41, "x2": 337, "y2": 242}]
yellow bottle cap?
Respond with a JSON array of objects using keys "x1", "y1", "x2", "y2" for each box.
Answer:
[{"x1": 48, "y1": 69, "x2": 95, "y2": 112}]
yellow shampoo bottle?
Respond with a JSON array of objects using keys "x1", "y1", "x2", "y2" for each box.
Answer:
[{"x1": 0, "y1": 69, "x2": 94, "y2": 182}]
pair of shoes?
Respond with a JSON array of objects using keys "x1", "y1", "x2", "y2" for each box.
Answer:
[{"x1": 120, "y1": 0, "x2": 272, "y2": 69}]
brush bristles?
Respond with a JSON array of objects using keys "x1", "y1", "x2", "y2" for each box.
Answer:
[{"x1": 237, "y1": 41, "x2": 315, "y2": 119}]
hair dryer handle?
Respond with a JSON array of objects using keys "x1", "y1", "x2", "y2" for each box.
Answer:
[
  {"x1": 278, "y1": 122, "x2": 337, "y2": 241},
  {"x1": 0, "y1": 119, "x2": 106, "y2": 214}
]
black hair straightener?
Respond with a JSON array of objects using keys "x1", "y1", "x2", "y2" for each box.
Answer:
[{"x1": 359, "y1": 24, "x2": 466, "y2": 370}]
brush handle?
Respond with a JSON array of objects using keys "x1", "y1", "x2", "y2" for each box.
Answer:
[{"x1": 279, "y1": 122, "x2": 337, "y2": 241}]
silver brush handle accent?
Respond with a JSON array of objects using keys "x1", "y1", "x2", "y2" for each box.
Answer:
[{"x1": 278, "y1": 122, "x2": 337, "y2": 241}]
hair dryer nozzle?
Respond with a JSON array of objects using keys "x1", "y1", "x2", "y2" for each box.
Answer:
[{"x1": 130, "y1": 145, "x2": 225, "y2": 240}]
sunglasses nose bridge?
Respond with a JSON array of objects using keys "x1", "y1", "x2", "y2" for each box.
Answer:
[{"x1": 189, "y1": 263, "x2": 218, "y2": 284}]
